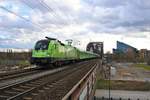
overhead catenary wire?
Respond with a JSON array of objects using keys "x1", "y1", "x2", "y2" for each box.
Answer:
[
  {"x1": 38, "y1": 0, "x2": 68, "y2": 25},
  {"x1": 20, "y1": 0, "x2": 35, "y2": 10},
  {"x1": 20, "y1": 0, "x2": 77, "y2": 26},
  {"x1": 20, "y1": 0, "x2": 66, "y2": 27},
  {"x1": 21, "y1": 0, "x2": 57, "y2": 24},
  {"x1": 39, "y1": 0, "x2": 80, "y2": 43},
  {"x1": 1, "y1": 0, "x2": 78, "y2": 34},
  {"x1": 0, "y1": 6, "x2": 44, "y2": 31},
  {"x1": 41, "y1": 0, "x2": 80, "y2": 27},
  {"x1": 39, "y1": 0, "x2": 54, "y2": 12},
  {"x1": 37, "y1": 0, "x2": 69, "y2": 25}
]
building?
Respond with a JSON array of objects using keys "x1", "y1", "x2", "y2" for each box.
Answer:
[
  {"x1": 139, "y1": 49, "x2": 150, "y2": 59},
  {"x1": 113, "y1": 41, "x2": 138, "y2": 54}
]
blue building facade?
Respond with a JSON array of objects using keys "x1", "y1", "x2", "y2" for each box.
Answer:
[{"x1": 113, "y1": 41, "x2": 137, "y2": 54}]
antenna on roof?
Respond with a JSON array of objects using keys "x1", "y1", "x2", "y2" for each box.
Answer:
[
  {"x1": 66, "y1": 39, "x2": 73, "y2": 46},
  {"x1": 45, "y1": 36, "x2": 56, "y2": 40}
]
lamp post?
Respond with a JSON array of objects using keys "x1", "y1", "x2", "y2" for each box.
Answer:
[{"x1": 108, "y1": 64, "x2": 111, "y2": 100}]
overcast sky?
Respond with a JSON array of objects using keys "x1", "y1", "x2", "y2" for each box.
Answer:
[{"x1": 0, "y1": 0, "x2": 150, "y2": 52}]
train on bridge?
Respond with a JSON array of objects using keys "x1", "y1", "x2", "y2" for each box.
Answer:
[{"x1": 31, "y1": 37, "x2": 101, "y2": 66}]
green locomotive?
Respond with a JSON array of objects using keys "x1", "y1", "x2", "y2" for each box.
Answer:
[{"x1": 31, "y1": 37, "x2": 99, "y2": 66}]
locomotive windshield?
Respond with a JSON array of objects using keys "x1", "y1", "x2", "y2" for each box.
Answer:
[{"x1": 35, "y1": 40, "x2": 49, "y2": 50}]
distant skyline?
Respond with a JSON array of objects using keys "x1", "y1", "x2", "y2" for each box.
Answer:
[{"x1": 0, "y1": 0, "x2": 150, "y2": 53}]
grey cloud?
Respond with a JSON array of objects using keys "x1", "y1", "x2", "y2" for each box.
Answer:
[
  {"x1": 77, "y1": 0, "x2": 150, "y2": 35},
  {"x1": 21, "y1": 0, "x2": 51, "y2": 13},
  {"x1": 1, "y1": 0, "x2": 150, "y2": 48},
  {"x1": 124, "y1": 34, "x2": 147, "y2": 38},
  {"x1": 84, "y1": 0, "x2": 126, "y2": 8}
]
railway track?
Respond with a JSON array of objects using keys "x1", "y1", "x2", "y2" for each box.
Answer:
[
  {"x1": 0, "y1": 68, "x2": 40, "y2": 81},
  {"x1": 0, "y1": 65, "x2": 37, "y2": 76},
  {"x1": 0, "y1": 59, "x2": 98, "y2": 100}
]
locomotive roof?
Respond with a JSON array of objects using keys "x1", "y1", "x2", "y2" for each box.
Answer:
[{"x1": 45, "y1": 36, "x2": 57, "y2": 40}]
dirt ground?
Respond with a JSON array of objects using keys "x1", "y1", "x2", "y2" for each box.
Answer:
[
  {"x1": 96, "y1": 62, "x2": 150, "y2": 91},
  {"x1": 111, "y1": 63, "x2": 150, "y2": 82}
]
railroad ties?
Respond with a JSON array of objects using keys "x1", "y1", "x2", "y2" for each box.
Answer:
[
  {"x1": 0, "y1": 68, "x2": 39, "y2": 81},
  {"x1": 0, "y1": 59, "x2": 100, "y2": 100}
]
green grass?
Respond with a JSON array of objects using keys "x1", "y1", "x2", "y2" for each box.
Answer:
[
  {"x1": 134, "y1": 63, "x2": 150, "y2": 71},
  {"x1": 96, "y1": 79, "x2": 150, "y2": 91}
]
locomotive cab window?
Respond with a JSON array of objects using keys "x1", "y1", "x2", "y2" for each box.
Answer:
[{"x1": 35, "y1": 40, "x2": 49, "y2": 50}]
